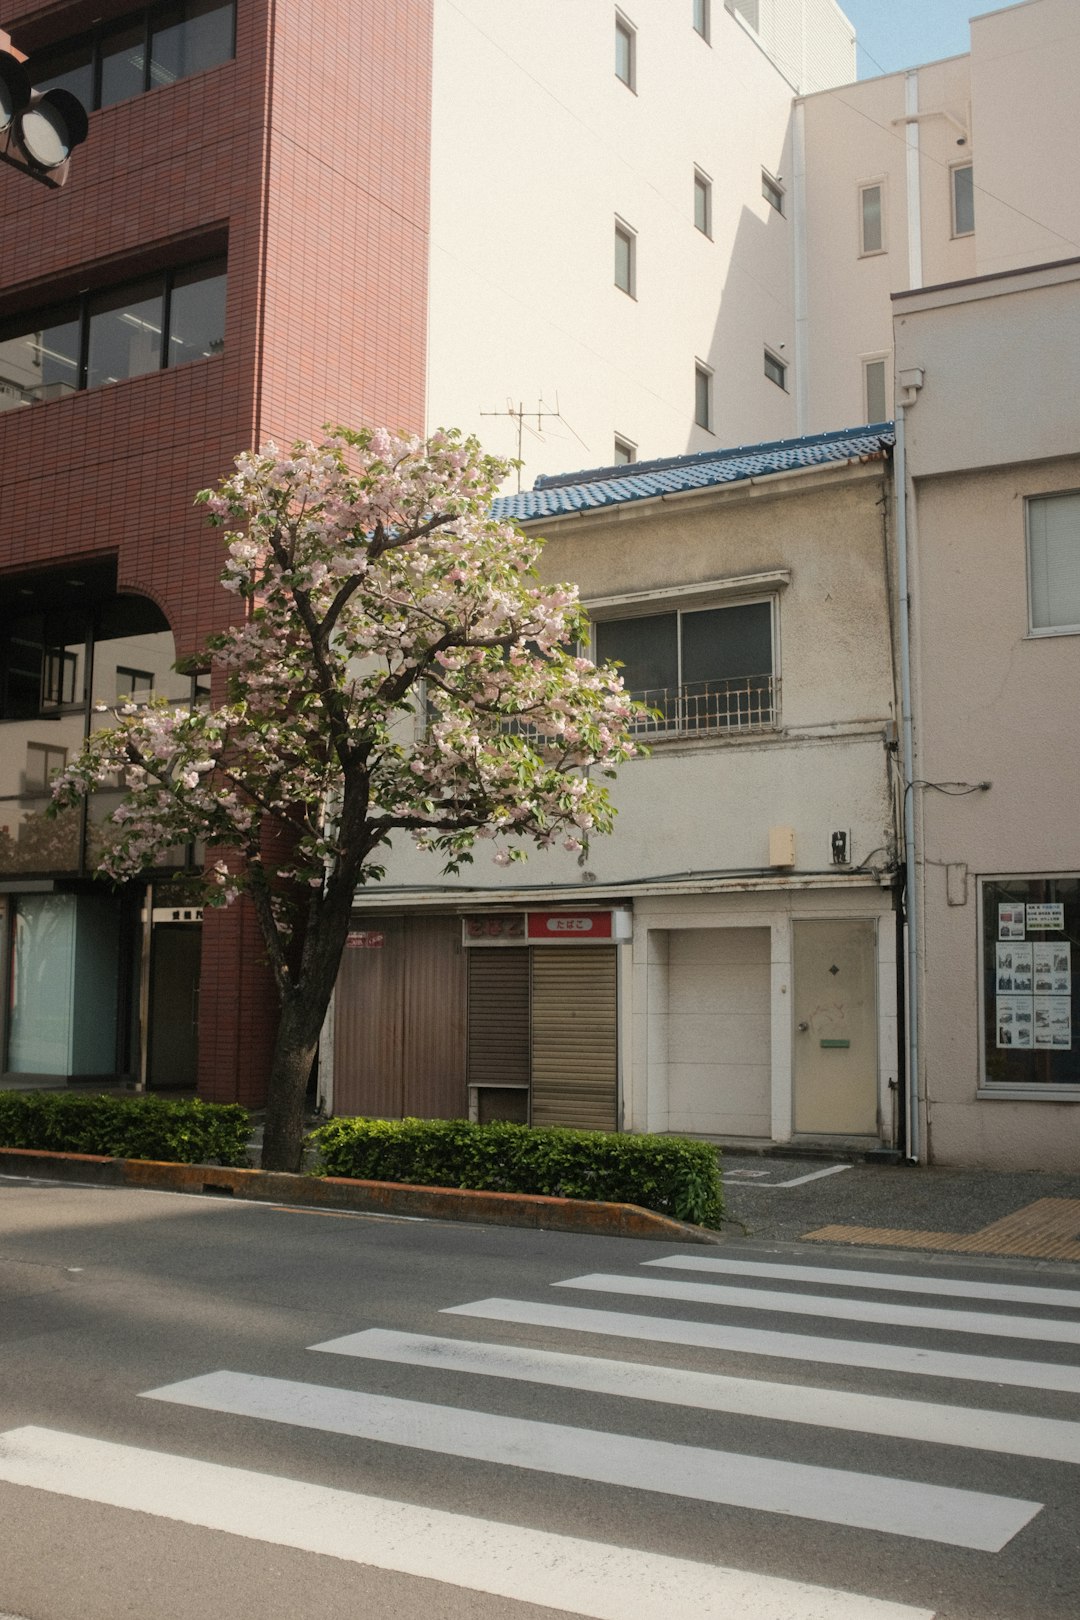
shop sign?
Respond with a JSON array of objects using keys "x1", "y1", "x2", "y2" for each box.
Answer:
[
  {"x1": 346, "y1": 930, "x2": 384, "y2": 949},
  {"x1": 1026, "y1": 903, "x2": 1065, "y2": 931},
  {"x1": 526, "y1": 911, "x2": 630, "y2": 941},
  {"x1": 462, "y1": 915, "x2": 525, "y2": 944}
]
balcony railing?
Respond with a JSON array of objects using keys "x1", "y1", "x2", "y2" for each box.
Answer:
[{"x1": 628, "y1": 675, "x2": 776, "y2": 737}]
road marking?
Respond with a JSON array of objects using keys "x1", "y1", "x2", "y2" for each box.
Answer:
[
  {"x1": 0, "y1": 1427, "x2": 936, "y2": 1620},
  {"x1": 554, "y1": 1273, "x2": 1080, "y2": 1346},
  {"x1": 443, "y1": 1297, "x2": 1080, "y2": 1393},
  {"x1": 642, "y1": 1255, "x2": 1080, "y2": 1310},
  {"x1": 311, "y1": 1327, "x2": 1080, "y2": 1465},
  {"x1": 748, "y1": 1164, "x2": 854, "y2": 1188},
  {"x1": 141, "y1": 1370, "x2": 1040, "y2": 1550}
]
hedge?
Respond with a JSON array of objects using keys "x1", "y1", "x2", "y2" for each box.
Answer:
[
  {"x1": 0, "y1": 1091, "x2": 252, "y2": 1167},
  {"x1": 310, "y1": 1116, "x2": 723, "y2": 1228}
]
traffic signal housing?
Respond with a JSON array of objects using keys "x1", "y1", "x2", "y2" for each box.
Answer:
[{"x1": 0, "y1": 49, "x2": 88, "y2": 188}]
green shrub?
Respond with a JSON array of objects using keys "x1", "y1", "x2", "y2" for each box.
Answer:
[
  {"x1": 309, "y1": 1116, "x2": 723, "y2": 1228},
  {"x1": 0, "y1": 1091, "x2": 252, "y2": 1167}
]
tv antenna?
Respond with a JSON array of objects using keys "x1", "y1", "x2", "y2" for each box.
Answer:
[{"x1": 480, "y1": 395, "x2": 588, "y2": 490}]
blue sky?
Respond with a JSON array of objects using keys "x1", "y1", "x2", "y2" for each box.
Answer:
[{"x1": 839, "y1": 2, "x2": 1017, "y2": 78}]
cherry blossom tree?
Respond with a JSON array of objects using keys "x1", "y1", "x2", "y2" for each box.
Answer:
[{"x1": 51, "y1": 427, "x2": 638, "y2": 1170}]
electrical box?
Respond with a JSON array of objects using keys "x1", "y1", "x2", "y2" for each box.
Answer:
[
  {"x1": 830, "y1": 829, "x2": 851, "y2": 865},
  {"x1": 769, "y1": 825, "x2": 796, "y2": 868}
]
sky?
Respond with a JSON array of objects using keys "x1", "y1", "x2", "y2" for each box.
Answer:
[{"x1": 839, "y1": 1, "x2": 1018, "y2": 78}]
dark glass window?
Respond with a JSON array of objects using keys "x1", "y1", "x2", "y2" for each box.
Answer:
[
  {"x1": 596, "y1": 600, "x2": 774, "y2": 733},
  {"x1": 30, "y1": 2, "x2": 235, "y2": 113},
  {"x1": 0, "y1": 258, "x2": 226, "y2": 408}
]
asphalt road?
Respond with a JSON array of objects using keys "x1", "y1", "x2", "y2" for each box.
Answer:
[{"x1": 2, "y1": 1174, "x2": 1079, "y2": 1620}]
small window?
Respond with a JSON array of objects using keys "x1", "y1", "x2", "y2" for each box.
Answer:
[
  {"x1": 864, "y1": 357, "x2": 888, "y2": 424},
  {"x1": 981, "y1": 876, "x2": 1079, "y2": 1091},
  {"x1": 860, "y1": 183, "x2": 885, "y2": 255},
  {"x1": 694, "y1": 363, "x2": 712, "y2": 431},
  {"x1": 614, "y1": 220, "x2": 636, "y2": 296},
  {"x1": 952, "y1": 163, "x2": 975, "y2": 237},
  {"x1": 764, "y1": 349, "x2": 787, "y2": 390},
  {"x1": 693, "y1": 0, "x2": 710, "y2": 42},
  {"x1": 615, "y1": 12, "x2": 636, "y2": 89},
  {"x1": 693, "y1": 170, "x2": 712, "y2": 237},
  {"x1": 595, "y1": 600, "x2": 775, "y2": 734},
  {"x1": 762, "y1": 171, "x2": 784, "y2": 215},
  {"x1": 116, "y1": 666, "x2": 155, "y2": 702},
  {"x1": 24, "y1": 742, "x2": 68, "y2": 793},
  {"x1": 1027, "y1": 492, "x2": 1080, "y2": 634},
  {"x1": 613, "y1": 436, "x2": 637, "y2": 465}
]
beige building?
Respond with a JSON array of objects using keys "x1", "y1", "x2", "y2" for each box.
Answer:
[
  {"x1": 797, "y1": 0, "x2": 1080, "y2": 434},
  {"x1": 895, "y1": 257, "x2": 1080, "y2": 1169},
  {"x1": 325, "y1": 427, "x2": 902, "y2": 1154}
]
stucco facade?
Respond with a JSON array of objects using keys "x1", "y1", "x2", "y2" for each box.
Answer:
[{"x1": 895, "y1": 258, "x2": 1080, "y2": 1169}]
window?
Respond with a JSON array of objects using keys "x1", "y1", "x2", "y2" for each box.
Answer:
[
  {"x1": 694, "y1": 363, "x2": 712, "y2": 431},
  {"x1": 762, "y1": 171, "x2": 784, "y2": 215},
  {"x1": 693, "y1": 0, "x2": 710, "y2": 42},
  {"x1": 764, "y1": 349, "x2": 787, "y2": 390},
  {"x1": 859, "y1": 183, "x2": 885, "y2": 255},
  {"x1": 116, "y1": 667, "x2": 155, "y2": 702},
  {"x1": 615, "y1": 12, "x2": 636, "y2": 89},
  {"x1": 1027, "y1": 492, "x2": 1080, "y2": 634},
  {"x1": 0, "y1": 257, "x2": 226, "y2": 410},
  {"x1": 981, "y1": 876, "x2": 1079, "y2": 1093},
  {"x1": 32, "y1": 1, "x2": 236, "y2": 112},
  {"x1": 23, "y1": 743, "x2": 67, "y2": 792},
  {"x1": 614, "y1": 220, "x2": 636, "y2": 296},
  {"x1": 613, "y1": 436, "x2": 637, "y2": 465},
  {"x1": 952, "y1": 163, "x2": 975, "y2": 237},
  {"x1": 864, "y1": 357, "x2": 888, "y2": 424},
  {"x1": 595, "y1": 600, "x2": 775, "y2": 735},
  {"x1": 693, "y1": 169, "x2": 712, "y2": 237}
]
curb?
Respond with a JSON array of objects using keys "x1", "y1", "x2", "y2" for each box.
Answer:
[{"x1": 0, "y1": 1146, "x2": 722, "y2": 1245}]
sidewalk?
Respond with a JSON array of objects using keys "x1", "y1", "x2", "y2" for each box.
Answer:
[{"x1": 722, "y1": 1152, "x2": 1080, "y2": 1263}]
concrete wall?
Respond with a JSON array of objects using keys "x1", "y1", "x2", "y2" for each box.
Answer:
[{"x1": 896, "y1": 260, "x2": 1080, "y2": 1168}]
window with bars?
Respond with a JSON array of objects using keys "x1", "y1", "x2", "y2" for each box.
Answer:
[{"x1": 595, "y1": 599, "x2": 776, "y2": 735}]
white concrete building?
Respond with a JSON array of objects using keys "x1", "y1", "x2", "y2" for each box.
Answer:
[{"x1": 326, "y1": 427, "x2": 902, "y2": 1155}]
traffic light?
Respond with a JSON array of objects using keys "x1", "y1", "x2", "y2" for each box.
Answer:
[{"x1": 0, "y1": 49, "x2": 88, "y2": 188}]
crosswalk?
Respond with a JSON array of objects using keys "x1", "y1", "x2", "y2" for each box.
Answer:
[{"x1": 3, "y1": 1242, "x2": 1080, "y2": 1618}]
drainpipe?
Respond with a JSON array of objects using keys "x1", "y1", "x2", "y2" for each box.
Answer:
[{"x1": 894, "y1": 367, "x2": 924, "y2": 1161}]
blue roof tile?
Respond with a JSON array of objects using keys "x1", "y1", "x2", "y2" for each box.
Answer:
[{"x1": 492, "y1": 423, "x2": 895, "y2": 522}]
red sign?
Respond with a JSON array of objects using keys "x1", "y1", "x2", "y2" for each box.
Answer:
[
  {"x1": 526, "y1": 911, "x2": 613, "y2": 941},
  {"x1": 346, "y1": 931, "x2": 385, "y2": 949},
  {"x1": 463, "y1": 915, "x2": 525, "y2": 941}
]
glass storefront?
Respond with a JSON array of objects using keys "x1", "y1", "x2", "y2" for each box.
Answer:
[{"x1": 981, "y1": 875, "x2": 1080, "y2": 1090}]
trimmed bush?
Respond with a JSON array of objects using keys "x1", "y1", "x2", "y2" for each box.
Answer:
[
  {"x1": 0, "y1": 1091, "x2": 252, "y2": 1167},
  {"x1": 309, "y1": 1116, "x2": 723, "y2": 1229}
]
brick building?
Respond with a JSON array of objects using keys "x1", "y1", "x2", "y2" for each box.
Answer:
[{"x1": 0, "y1": 0, "x2": 432, "y2": 1099}]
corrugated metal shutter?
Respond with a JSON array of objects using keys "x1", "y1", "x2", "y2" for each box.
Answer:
[
  {"x1": 467, "y1": 948, "x2": 530, "y2": 1088},
  {"x1": 530, "y1": 947, "x2": 617, "y2": 1131}
]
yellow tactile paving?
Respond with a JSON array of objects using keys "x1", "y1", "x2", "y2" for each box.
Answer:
[{"x1": 804, "y1": 1197, "x2": 1080, "y2": 1262}]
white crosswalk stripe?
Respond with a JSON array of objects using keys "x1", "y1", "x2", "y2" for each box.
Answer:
[
  {"x1": 6, "y1": 1246, "x2": 1080, "y2": 1617},
  {"x1": 311, "y1": 1325, "x2": 1080, "y2": 1464}
]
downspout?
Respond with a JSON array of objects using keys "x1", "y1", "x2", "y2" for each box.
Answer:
[{"x1": 894, "y1": 367, "x2": 924, "y2": 1161}]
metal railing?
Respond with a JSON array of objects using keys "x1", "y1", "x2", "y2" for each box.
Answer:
[{"x1": 628, "y1": 675, "x2": 776, "y2": 737}]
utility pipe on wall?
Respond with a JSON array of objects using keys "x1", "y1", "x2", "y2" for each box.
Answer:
[{"x1": 894, "y1": 368, "x2": 924, "y2": 1161}]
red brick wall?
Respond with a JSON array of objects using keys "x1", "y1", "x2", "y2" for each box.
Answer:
[{"x1": 0, "y1": 1, "x2": 433, "y2": 1107}]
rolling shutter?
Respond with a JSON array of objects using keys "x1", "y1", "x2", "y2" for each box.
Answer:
[
  {"x1": 530, "y1": 946, "x2": 618, "y2": 1131},
  {"x1": 467, "y1": 948, "x2": 530, "y2": 1088}
]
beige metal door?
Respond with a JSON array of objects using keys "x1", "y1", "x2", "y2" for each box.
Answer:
[
  {"x1": 531, "y1": 947, "x2": 617, "y2": 1130},
  {"x1": 793, "y1": 918, "x2": 878, "y2": 1135}
]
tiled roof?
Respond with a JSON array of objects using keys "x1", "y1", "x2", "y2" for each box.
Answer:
[{"x1": 492, "y1": 423, "x2": 895, "y2": 522}]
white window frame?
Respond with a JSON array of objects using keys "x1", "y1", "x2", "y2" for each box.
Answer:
[
  {"x1": 951, "y1": 162, "x2": 975, "y2": 238},
  {"x1": 615, "y1": 10, "x2": 636, "y2": 90},
  {"x1": 693, "y1": 168, "x2": 712, "y2": 238},
  {"x1": 693, "y1": 0, "x2": 710, "y2": 43},
  {"x1": 762, "y1": 170, "x2": 784, "y2": 216},
  {"x1": 859, "y1": 181, "x2": 886, "y2": 257},
  {"x1": 862, "y1": 354, "x2": 889, "y2": 424},
  {"x1": 976, "y1": 874, "x2": 1080, "y2": 1100},
  {"x1": 694, "y1": 361, "x2": 713, "y2": 432},
  {"x1": 1026, "y1": 490, "x2": 1080, "y2": 637},
  {"x1": 613, "y1": 435, "x2": 637, "y2": 465},
  {"x1": 764, "y1": 348, "x2": 787, "y2": 391},
  {"x1": 614, "y1": 217, "x2": 636, "y2": 297}
]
